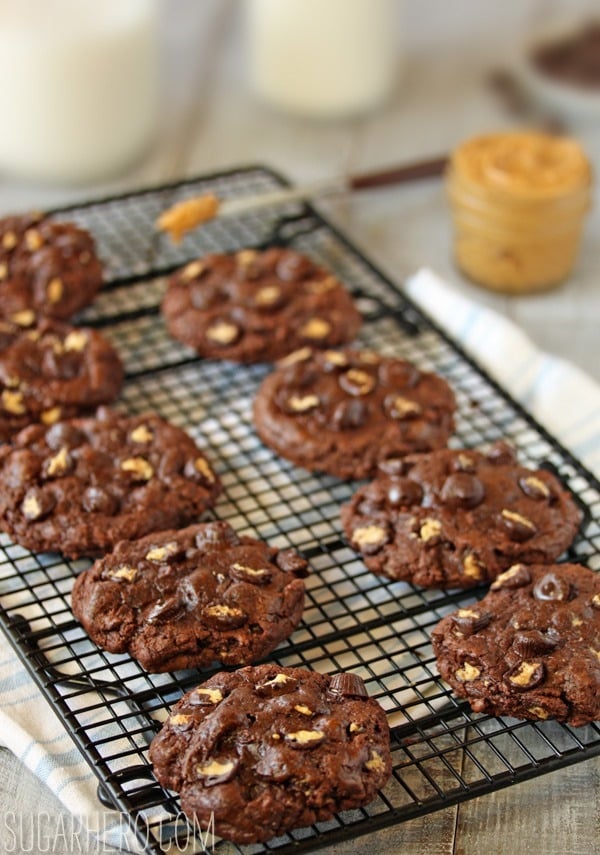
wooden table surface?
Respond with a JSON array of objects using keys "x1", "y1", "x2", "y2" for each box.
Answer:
[{"x1": 0, "y1": 2, "x2": 598, "y2": 853}]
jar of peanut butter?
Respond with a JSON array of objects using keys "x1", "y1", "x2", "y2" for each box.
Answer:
[{"x1": 446, "y1": 131, "x2": 592, "y2": 293}]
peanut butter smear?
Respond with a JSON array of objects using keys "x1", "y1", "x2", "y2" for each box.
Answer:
[
  {"x1": 156, "y1": 193, "x2": 220, "y2": 243},
  {"x1": 452, "y1": 132, "x2": 592, "y2": 199}
]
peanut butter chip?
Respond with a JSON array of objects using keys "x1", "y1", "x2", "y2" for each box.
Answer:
[
  {"x1": 2, "y1": 231, "x2": 17, "y2": 250},
  {"x1": 205, "y1": 604, "x2": 244, "y2": 619},
  {"x1": 231, "y1": 563, "x2": 269, "y2": 578},
  {"x1": 278, "y1": 347, "x2": 313, "y2": 367},
  {"x1": 501, "y1": 509, "x2": 535, "y2": 528},
  {"x1": 463, "y1": 553, "x2": 484, "y2": 579},
  {"x1": 2, "y1": 389, "x2": 26, "y2": 415},
  {"x1": 121, "y1": 457, "x2": 154, "y2": 481},
  {"x1": 109, "y1": 565, "x2": 137, "y2": 582},
  {"x1": 521, "y1": 475, "x2": 550, "y2": 498},
  {"x1": 195, "y1": 687, "x2": 223, "y2": 704},
  {"x1": 146, "y1": 543, "x2": 179, "y2": 562},
  {"x1": 22, "y1": 494, "x2": 42, "y2": 520},
  {"x1": 323, "y1": 350, "x2": 349, "y2": 367},
  {"x1": 391, "y1": 396, "x2": 422, "y2": 419},
  {"x1": 572, "y1": 616, "x2": 583, "y2": 627},
  {"x1": 262, "y1": 673, "x2": 291, "y2": 688},
  {"x1": 294, "y1": 705, "x2": 313, "y2": 716},
  {"x1": 285, "y1": 730, "x2": 325, "y2": 746},
  {"x1": 527, "y1": 706, "x2": 549, "y2": 719},
  {"x1": 197, "y1": 759, "x2": 236, "y2": 778},
  {"x1": 236, "y1": 249, "x2": 258, "y2": 269},
  {"x1": 287, "y1": 393, "x2": 320, "y2": 413},
  {"x1": 358, "y1": 350, "x2": 381, "y2": 364},
  {"x1": 419, "y1": 518, "x2": 442, "y2": 542},
  {"x1": 47, "y1": 278, "x2": 64, "y2": 304},
  {"x1": 193, "y1": 457, "x2": 215, "y2": 483},
  {"x1": 130, "y1": 424, "x2": 154, "y2": 444},
  {"x1": 41, "y1": 407, "x2": 61, "y2": 425},
  {"x1": 508, "y1": 661, "x2": 542, "y2": 687},
  {"x1": 5, "y1": 376, "x2": 19, "y2": 389},
  {"x1": 25, "y1": 229, "x2": 43, "y2": 251},
  {"x1": 255, "y1": 285, "x2": 281, "y2": 306},
  {"x1": 591, "y1": 593, "x2": 600, "y2": 609},
  {"x1": 352, "y1": 525, "x2": 388, "y2": 548},
  {"x1": 0, "y1": 262, "x2": 8, "y2": 279},
  {"x1": 341, "y1": 369, "x2": 375, "y2": 396},
  {"x1": 457, "y1": 453, "x2": 476, "y2": 471},
  {"x1": 64, "y1": 330, "x2": 88, "y2": 352},
  {"x1": 206, "y1": 320, "x2": 239, "y2": 345},
  {"x1": 349, "y1": 722, "x2": 365, "y2": 733},
  {"x1": 456, "y1": 662, "x2": 480, "y2": 682},
  {"x1": 365, "y1": 750, "x2": 386, "y2": 772},
  {"x1": 46, "y1": 447, "x2": 70, "y2": 477},
  {"x1": 299, "y1": 317, "x2": 332, "y2": 340},
  {"x1": 10, "y1": 310, "x2": 35, "y2": 327},
  {"x1": 181, "y1": 260, "x2": 205, "y2": 281},
  {"x1": 306, "y1": 275, "x2": 337, "y2": 294},
  {"x1": 169, "y1": 714, "x2": 191, "y2": 726}
]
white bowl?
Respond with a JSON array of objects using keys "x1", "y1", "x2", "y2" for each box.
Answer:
[{"x1": 515, "y1": 20, "x2": 600, "y2": 125}]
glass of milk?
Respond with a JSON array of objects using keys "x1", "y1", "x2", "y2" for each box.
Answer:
[
  {"x1": 245, "y1": 0, "x2": 399, "y2": 118},
  {"x1": 0, "y1": 0, "x2": 160, "y2": 183}
]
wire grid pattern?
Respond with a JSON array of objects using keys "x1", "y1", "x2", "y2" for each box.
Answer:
[{"x1": 0, "y1": 166, "x2": 598, "y2": 854}]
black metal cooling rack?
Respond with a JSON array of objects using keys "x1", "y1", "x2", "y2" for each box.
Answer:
[{"x1": 0, "y1": 165, "x2": 599, "y2": 855}]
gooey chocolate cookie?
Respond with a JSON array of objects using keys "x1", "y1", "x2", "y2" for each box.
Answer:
[
  {"x1": 0, "y1": 409, "x2": 221, "y2": 558},
  {"x1": 161, "y1": 248, "x2": 362, "y2": 363},
  {"x1": 0, "y1": 315, "x2": 123, "y2": 443},
  {"x1": 72, "y1": 521, "x2": 308, "y2": 672},
  {"x1": 149, "y1": 665, "x2": 391, "y2": 844},
  {"x1": 432, "y1": 563, "x2": 600, "y2": 725},
  {"x1": 0, "y1": 213, "x2": 103, "y2": 320},
  {"x1": 253, "y1": 347, "x2": 456, "y2": 479},
  {"x1": 341, "y1": 444, "x2": 581, "y2": 588}
]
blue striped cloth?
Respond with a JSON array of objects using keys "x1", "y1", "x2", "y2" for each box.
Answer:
[{"x1": 0, "y1": 267, "x2": 598, "y2": 851}]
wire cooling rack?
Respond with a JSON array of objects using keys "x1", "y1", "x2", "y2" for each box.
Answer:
[{"x1": 0, "y1": 165, "x2": 599, "y2": 855}]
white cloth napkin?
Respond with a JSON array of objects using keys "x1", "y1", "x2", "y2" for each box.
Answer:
[
  {"x1": 1, "y1": 266, "x2": 599, "y2": 852},
  {"x1": 405, "y1": 268, "x2": 600, "y2": 479}
]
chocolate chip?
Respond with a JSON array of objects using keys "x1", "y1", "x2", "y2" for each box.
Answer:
[
  {"x1": 276, "y1": 250, "x2": 314, "y2": 281},
  {"x1": 533, "y1": 572, "x2": 573, "y2": 602},
  {"x1": 275, "y1": 549, "x2": 309, "y2": 577},
  {"x1": 328, "y1": 673, "x2": 368, "y2": 698},
  {"x1": 378, "y1": 458, "x2": 409, "y2": 477},
  {"x1": 504, "y1": 660, "x2": 546, "y2": 691},
  {"x1": 500, "y1": 509, "x2": 537, "y2": 541},
  {"x1": 45, "y1": 422, "x2": 85, "y2": 450},
  {"x1": 82, "y1": 486, "x2": 119, "y2": 515},
  {"x1": 440, "y1": 473, "x2": 485, "y2": 509},
  {"x1": 491, "y1": 564, "x2": 532, "y2": 590},
  {"x1": 512, "y1": 629, "x2": 559, "y2": 657},
  {"x1": 146, "y1": 595, "x2": 185, "y2": 625},
  {"x1": 194, "y1": 522, "x2": 240, "y2": 549},
  {"x1": 518, "y1": 475, "x2": 552, "y2": 501},
  {"x1": 386, "y1": 477, "x2": 423, "y2": 507},
  {"x1": 202, "y1": 603, "x2": 248, "y2": 629},
  {"x1": 486, "y1": 441, "x2": 517, "y2": 464},
  {"x1": 331, "y1": 399, "x2": 368, "y2": 430},
  {"x1": 255, "y1": 672, "x2": 298, "y2": 697},
  {"x1": 378, "y1": 361, "x2": 420, "y2": 389},
  {"x1": 451, "y1": 609, "x2": 493, "y2": 636}
]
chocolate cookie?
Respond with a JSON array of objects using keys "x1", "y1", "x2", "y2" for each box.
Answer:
[
  {"x1": 72, "y1": 521, "x2": 308, "y2": 672},
  {"x1": 253, "y1": 347, "x2": 456, "y2": 479},
  {"x1": 149, "y1": 665, "x2": 391, "y2": 843},
  {"x1": 432, "y1": 562, "x2": 600, "y2": 725},
  {"x1": 0, "y1": 409, "x2": 221, "y2": 558},
  {"x1": 341, "y1": 445, "x2": 582, "y2": 588},
  {"x1": 0, "y1": 315, "x2": 123, "y2": 443},
  {"x1": 0, "y1": 212, "x2": 103, "y2": 320},
  {"x1": 161, "y1": 248, "x2": 362, "y2": 363}
]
